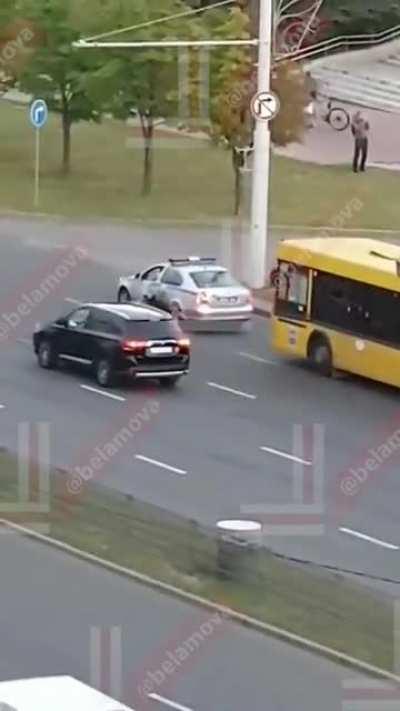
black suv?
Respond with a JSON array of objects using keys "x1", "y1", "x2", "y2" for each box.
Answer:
[{"x1": 33, "y1": 303, "x2": 191, "y2": 388}]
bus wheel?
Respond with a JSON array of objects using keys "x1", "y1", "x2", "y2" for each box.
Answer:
[{"x1": 308, "y1": 335, "x2": 332, "y2": 377}]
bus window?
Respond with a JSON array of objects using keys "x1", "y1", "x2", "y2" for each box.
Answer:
[
  {"x1": 276, "y1": 262, "x2": 309, "y2": 319},
  {"x1": 312, "y1": 272, "x2": 372, "y2": 336},
  {"x1": 368, "y1": 289, "x2": 400, "y2": 345}
]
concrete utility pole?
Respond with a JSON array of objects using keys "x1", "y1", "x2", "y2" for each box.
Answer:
[{"x1": 248, "y1": 0, "x2": 273, "y2": 289}]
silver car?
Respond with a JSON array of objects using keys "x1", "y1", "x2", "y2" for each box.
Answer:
[{"x1": 117, "y1": 257, "x2": 253, "y2": 322}]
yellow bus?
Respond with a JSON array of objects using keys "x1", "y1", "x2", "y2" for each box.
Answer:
[{"x1": 271, "y1": 237, "x2": 400, "y2": 388}]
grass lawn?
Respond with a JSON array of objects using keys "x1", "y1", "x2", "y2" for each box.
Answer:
[
  {"x1": 0, "y1": 101, "x2": 399, "y2": 228},
  {"x1": 0, "y1": 453, "x2": 393, "y2": 670}
]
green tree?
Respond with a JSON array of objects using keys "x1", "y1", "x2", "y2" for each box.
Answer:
[
  {"x1": 211, "y1": 6, "x2": 307, "y2": 214},
  {"x1": 324, "y1": 0, "x2": 400, "y2": 37},
  {"x1": 210, "y1": 5, "x2": 253, "y2": 215},
  {"x1": 102, "y1": 0, "x2": 205, "y2": 195},
  {"x1": 17, "y1": 0, "x2": 114, "y2": 174},
  {"x1": 0, "y1": 2, "x2": 33, "y2": 91},
  {"x1": 271, "y1": 59, "x2": 308, "y2": 146}
]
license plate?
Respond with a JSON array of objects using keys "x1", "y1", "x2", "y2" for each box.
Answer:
[
  {"x1": 148, "y1": 346, "x2": 173, "y2": 355},
  {"x1": 219, "y1": 297, "x2": 237, "y2": 305}
]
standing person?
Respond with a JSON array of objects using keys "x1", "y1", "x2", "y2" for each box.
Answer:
[
  {"x1": 304, "y1": 71, "x2": 318, "y2": 128},
  {"x1": 351, "y1": 110, "x2": 370, "y2": 172}
]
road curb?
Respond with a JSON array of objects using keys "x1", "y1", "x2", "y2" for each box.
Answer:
[
  {"x1": 2, "y1": 516, "x2": 399, "y2": 683},
  {"x1": 253, "y1": 302, "x2": 272, "y2": 318},
  {"x1": 2, "y1": 209, "x2": 399, "y2": 236},
  {"x1": 253, "y1": 295, "x2": 273, "y2": 318}
]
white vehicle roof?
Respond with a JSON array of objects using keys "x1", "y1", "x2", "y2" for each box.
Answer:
[{"x1": 0, "y1": 676, "x2": 134, "y2": 710}]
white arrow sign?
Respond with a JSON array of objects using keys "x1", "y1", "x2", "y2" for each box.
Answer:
[{"x1": 250, "y1": 91, "x2": 280, "y2": 121}]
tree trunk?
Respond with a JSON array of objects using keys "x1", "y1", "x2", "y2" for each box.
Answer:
[
  {"x1": 234, "y1": 165, "x2": 242, "y2": 216},
  {"x1": 62, "y1": 114, "x2": 71, "y2": 175},
  {"x1": 140, "y1": 113, "x2": 154, "y2": 196},
  {"x1": 232, "y1": 148, "x2": 242, "y2": 216}
]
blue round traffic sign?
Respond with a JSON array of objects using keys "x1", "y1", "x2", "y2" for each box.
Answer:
[{"x1": 30, "y1": 99, "x2": 48, "y2": 129}]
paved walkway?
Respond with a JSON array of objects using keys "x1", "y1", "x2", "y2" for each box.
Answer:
[{"x1": 275, "y1": 102, "x2": 400, "y2": 168}]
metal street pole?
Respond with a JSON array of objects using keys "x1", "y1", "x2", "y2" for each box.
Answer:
[
  {"x1": 248, "y1": 0, "x2": 273, "y2": 289},
  {"x1": 34, "y1": 127, "x2": 40, "y2": 208}
]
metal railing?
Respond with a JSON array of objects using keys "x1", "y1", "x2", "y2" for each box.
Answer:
[{"x1": 275, "y1": 23, "x2": 400, "y2": 63}]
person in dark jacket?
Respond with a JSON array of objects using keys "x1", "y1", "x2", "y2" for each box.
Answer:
[{"x1": 351, "y1": 111, "x2": 369, "y2": 172}]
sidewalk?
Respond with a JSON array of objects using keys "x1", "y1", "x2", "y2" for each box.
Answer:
[{"x1": 274, "y1": 103, "x2": 400, "y2": 168}]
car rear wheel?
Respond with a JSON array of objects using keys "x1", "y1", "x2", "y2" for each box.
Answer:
[
  {"x1": 118, "y1": 288, "x2": 131, "y2": 303},
  {"x1": 38, "y1": 340, "x2": 57, "y2": 370},
  {"x1": 159, "y1": 375, "x2": 181, "y2": 388},
  {"x1": 95, "y1": 358, "x2": 114, "y2": 387}
]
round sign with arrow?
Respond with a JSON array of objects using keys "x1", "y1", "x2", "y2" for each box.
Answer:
[{"x1": 250, "y1": 91, "x2": 280, "y2": 122}]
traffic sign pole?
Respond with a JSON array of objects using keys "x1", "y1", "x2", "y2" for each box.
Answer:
[
  {"x1": 29, "y1": 99, "x2": 48, "y2": 209},
  {"x1": 34, "y1": 127, "x2": 40, "y2": 208},
  {"x1": 248, "y1": 0, "x2": 273, "y2": 290}
]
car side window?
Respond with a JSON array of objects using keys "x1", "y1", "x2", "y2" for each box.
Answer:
[
  {"x1": 67, "y1": 308, "x2": 90, "y2": 329},
  {"x1": 86, "y1": 311, "x2": 121, "y2": 335},
  {"x1": 142, "y1": 266, "x2": 163, "y2": 282},
  {"x1": 161, "y1": 267, "x2": 183, "y2": 286}
]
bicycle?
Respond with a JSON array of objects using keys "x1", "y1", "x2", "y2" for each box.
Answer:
[{"x1": 321, "y1": 97, "x2": 350, "y2": 132}]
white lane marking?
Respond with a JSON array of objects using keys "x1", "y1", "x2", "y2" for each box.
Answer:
[
  {"x1": 207, "y1": 381, "x2": 257, "y2": 400},
  {"x1": 0, "y1": 405, "x2": 5, "y2": 409},
  {"x1": 238, "y1": 351, "x2": 279, "y2": 366},
  {"x1": 80, "y1": 384, "x2": 126, "y2": 402},
  {"x1": 148, "y1": 693, "x2": 193, "y2": 711},
  {"x1": 339, "y1": 527, "x2": 399, "y2": 550},
  {"x1": 135, "y1": 454, "x2": 187, "y2": 476},
  {"x1": 64, "y1": 297, "x2": 82, "y2": 304},
  {"x1": 260, "y1": 446, "x2": 312, "y2": 466}
]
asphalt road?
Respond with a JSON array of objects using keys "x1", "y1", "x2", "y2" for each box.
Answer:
[
  {"x1": 0, "y1": 532, "x2": 367, "y2": 710},
  {"x1": 1, "y1": 216, "x2": 400, "y2": 594}
]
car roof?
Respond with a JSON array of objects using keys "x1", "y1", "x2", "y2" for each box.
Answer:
[
  {"x1": 0, "y1": 676, "x2": 134, "y2": 710},
  {"x1": 83, "y1": 303, "x2": 171, "y2": 321},
  {"x1": 166, "y1": 258, "x2": 224, "y2": 273},
  {"x1": 182, "y1": 264, "x2": 226, "y2": 273}
]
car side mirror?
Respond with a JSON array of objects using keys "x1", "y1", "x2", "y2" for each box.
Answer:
[
  {"x1": 56, "y1": 318, "x2": 67, "y2": 326},
  {"x1": 135, "y1": 272, "x2": 140, "y2": 279}
]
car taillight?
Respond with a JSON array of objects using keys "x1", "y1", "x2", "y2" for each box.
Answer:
[
  {"x1": 121, "y1": 340, "x2": 148, "y2": 352},
  {"x1": 178, "y1": 337, "x2": 191, "y2": 350}
]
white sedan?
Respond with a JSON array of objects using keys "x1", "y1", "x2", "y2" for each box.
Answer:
[{"x1": 117, "y1": 257, "x2": 253, "y2": 323}]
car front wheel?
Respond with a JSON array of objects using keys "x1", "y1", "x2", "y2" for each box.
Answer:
[
  {"x1": 38, "y1": 340, "x2": 57, "y2": 369},
  {"x1": 95, "y1": 358, "x2": 114, "y2": 387},
  {"x1": 118, "y1": 288, "x2": 131, "y2": 303},
  {"x1": 170, "y1": 303, "x2": 182, "y2": 320}
]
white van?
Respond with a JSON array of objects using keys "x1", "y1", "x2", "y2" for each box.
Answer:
[{"x1": 0, "y1": 676, "x2": 134, "y2": 710}]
